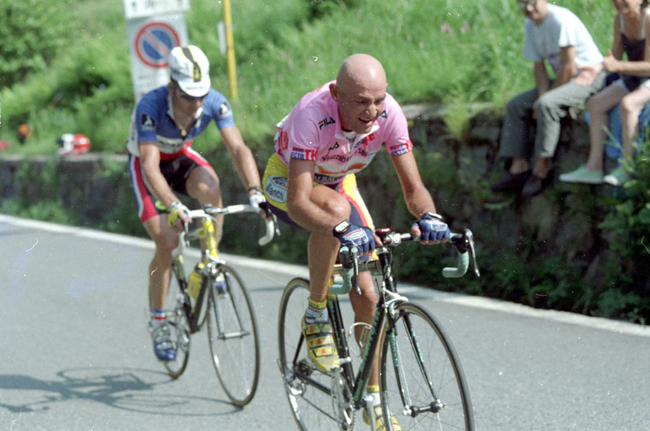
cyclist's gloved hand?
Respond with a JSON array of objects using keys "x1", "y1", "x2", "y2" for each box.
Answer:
[
  {"x1": 333, "y1": 220, "x2": 376, "y2": 255},
  {"x1": 249, "y1": 189, "x2": 266, "y2": 213},
  {"x1": 413, "y1": 212, "x2": 450, "y2": 243},
  {"x1": 167, "y1": 201, "x2": 190, "y2": 227}
]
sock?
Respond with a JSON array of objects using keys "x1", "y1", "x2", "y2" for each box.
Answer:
[
  {"x1": 151, "y1": 308, "x2": 166, "y2": 327},
  {"x1": 366, "y1": 385, "x2": 381, "y2": 407},
  {"x1": 304, "y1": 298, "x2": 328, "y2": 323}
]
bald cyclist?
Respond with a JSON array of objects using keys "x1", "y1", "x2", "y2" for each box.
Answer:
[{"x1": 262, "y1": 53, "x2": 449, "y2": 429}]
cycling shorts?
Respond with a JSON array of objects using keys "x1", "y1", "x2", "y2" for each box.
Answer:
[
  {"x1": 262, "y1": 153, "x2": 375, "y2": 231},
  {"x1": 128, "y1": 146, "x2": 211, "y2": 223}
]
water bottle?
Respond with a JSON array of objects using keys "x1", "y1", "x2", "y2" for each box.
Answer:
[{"x1": 187, "y1": 262, "x2": 204, "y2": 310}]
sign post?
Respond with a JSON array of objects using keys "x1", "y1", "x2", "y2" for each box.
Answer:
[
  {"x1": 222, "y1": 0, "x2": 238, "y2": 100},
  {"x1": 124, "y1": 0, "x2": 191, "y2": 103}
]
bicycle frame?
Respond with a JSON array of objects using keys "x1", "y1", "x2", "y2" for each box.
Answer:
[
  {"x1": 169, "y1": 204, "x2": 276, "y2": 333},
  {"x1": 291, "y1": 228, "x2": 479, "y2": 413}
]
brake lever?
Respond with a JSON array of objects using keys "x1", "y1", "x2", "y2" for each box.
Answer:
[
  {"x1": 452, "y1": 229, "x2": 480, "y2": 277},
  {"x1": 337, "y1": 246, "x2": 360, "y2": 295},
  {"x1": 464, "y1": 229, "x2": 481, "y2": 278}
]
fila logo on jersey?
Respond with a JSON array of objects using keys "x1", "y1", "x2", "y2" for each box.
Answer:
[
  {"x1": 141, "y1": 114, "x2": 156, "y2": 130},
  {"x1": 328, "y1": 142, "x2": 339, "y2": 151},
  {"x1": 318, "y1": 116, "x2": 336, "y2": 130}
]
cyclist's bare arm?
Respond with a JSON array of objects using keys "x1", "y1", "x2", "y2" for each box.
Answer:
[
  {"x1": 391, "y1": 151, "x2": 437, "y2": 218},
  {"x1": 286, "y1": 158, "x2": 348, "y2": 236},
  {"x1": 390, "y1": 151, "x2": 443, "y2": 242},
  {"x1": 139, "y1": 141, "x2": 184, "y2": 213},
  {"x1": 220, "y1": 126, "x2": 270, "y2": 220}
]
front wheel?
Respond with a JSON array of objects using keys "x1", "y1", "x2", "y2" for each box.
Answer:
[
  {"x1": 380, "y1": 303, "x2": 474, "y2": 431},
  {"x1": 206, "y1": 263, "x2": 260, "y2": 406}
]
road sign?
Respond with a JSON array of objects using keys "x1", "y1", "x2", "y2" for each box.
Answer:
[
  {"x1": 127, "y1": 14, "x2": 188, "y2": 102},
  {"x1": 124, "y1": 0, "x2": 190, "y2": 20},
  {"x1": 134, "y1": 21, "x2": 180, "y2": 68}
]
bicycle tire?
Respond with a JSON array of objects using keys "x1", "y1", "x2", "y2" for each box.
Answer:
[
  {"x1": 206, "y1": 263, "x2": 260, "y2": 406},
  {"x1": 163, "y1": 275, "x2": 191, "y2": 378},
  {"x1": 278, "y1": 278, "x2": 355, "y2": 430},
  {"x1": 380, "y1": 303, "x2": 474, "y2": 431}
]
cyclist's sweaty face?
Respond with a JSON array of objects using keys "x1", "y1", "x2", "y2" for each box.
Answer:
[{"x1": 333, "y1": 80, "x2": 386, "y2": 134}]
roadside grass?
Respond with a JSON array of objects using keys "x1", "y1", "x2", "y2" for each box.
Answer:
[{"x1": 1, "y1": 0, "x2": 615, "y2": 155}]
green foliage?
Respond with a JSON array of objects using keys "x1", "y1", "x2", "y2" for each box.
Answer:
[
  {"x1": 305, "y1": 0, "x2": 360, "y2": 20},
  {"x1": 0, "y1": 0, "x2": 72, "y2": 88},
  {"x1": 0, "y1": 0, "x2": 618, "y2": 155},
  {"x1": 599, "y1": 140, "x2": 650, "y2": 259},
  {"x1": 3, "y1": 0, "x2": 648, "y2": 326}
]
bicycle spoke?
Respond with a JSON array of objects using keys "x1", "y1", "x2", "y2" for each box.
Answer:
[
  {"x1": 207, "y1": 264, "x2": 259, "y2": 406},
  {"x1": 279, "y1": 278, "x2": 353, "y2": 431},
  {"x1": 381, "y1": 303, "x2": 474, "y2": 430}
]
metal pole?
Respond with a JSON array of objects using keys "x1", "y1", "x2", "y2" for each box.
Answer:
[{"x1": 222, "y1": 0, "x2": 238, "y2": 99}]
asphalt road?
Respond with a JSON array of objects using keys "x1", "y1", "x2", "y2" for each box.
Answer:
[{"x1": 1, "y1": 214, "x2": 650, "y2": 430}]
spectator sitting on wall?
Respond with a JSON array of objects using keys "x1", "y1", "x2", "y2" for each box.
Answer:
[
  {"x1": 560, "y1": 0, "x2": 650, "y2": 187},
  {"x1": 491, "y1": 0, "x2": 606, "y2": 198}
]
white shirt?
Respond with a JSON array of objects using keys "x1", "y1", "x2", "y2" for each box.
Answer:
[{"x1": 523, "y1": 4, "x2": 603, "y2": 76}]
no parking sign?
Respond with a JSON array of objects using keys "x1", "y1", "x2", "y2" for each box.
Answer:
[
  {"x1": 135, "y1": 21, "x2": 180, "y2": 68},
  {"x1": 125, "y1": 0, "x2": 190, "y2": 102}
]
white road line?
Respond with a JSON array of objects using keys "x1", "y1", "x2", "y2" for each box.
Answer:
[{"x1": 2, "y1": 214, "x2": 649, "y2": 337}]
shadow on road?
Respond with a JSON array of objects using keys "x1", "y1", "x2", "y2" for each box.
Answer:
[{"x1": 0, "y1": 367, "x2": 239, "y2": 416}]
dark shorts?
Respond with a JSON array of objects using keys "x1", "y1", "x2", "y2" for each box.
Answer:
[{"x1": 128, "y1": 146, "x2": 211, "y2": 223}]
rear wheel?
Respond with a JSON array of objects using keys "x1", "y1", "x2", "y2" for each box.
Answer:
[
  {"x1": 278, "y1": 278, "x2": 354, "y2": 430},
  {"x1": 206, "y1": 263, "x2": 260, "y2": 406},
  {"x1": 380, "y1": 303, "x2": 474, "y2": 430}
]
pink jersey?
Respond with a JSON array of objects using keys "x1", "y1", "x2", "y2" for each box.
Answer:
[{"x1": 274, "y1": 81, "x2": 412, "y2": 185}]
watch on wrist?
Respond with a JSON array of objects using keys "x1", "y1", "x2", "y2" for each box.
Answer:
[
  {"x1": 332, "y1": 220, "x2": 352, "y2": 238},
  {"x1": 423, "y1": 212, "x2": 443, "y2": 221}
]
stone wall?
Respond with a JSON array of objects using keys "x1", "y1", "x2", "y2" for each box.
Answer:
[{"x1": 0, "y1": 106, "x2": 635, "y2": 294}]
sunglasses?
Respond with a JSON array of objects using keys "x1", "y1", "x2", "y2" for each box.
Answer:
[
  {"x1": 518, "y1": 0, "x2": 537, "y2": 10},
  {"x1": 174, "y1": 84, "x2": 205, "y2": 102}
]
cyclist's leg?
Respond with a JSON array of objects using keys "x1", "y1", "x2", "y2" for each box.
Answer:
[
  {"x1": 128, "y1": 154, "x2": 182, "y2": 361},
  {"x1": 128, "y1": 154, "x2": 179, "y2": 313},
  {"x1": 183, "y1": 150, "x2": 225, "y2": 245},
  {"x1": 335, "y1": 175, "x2": 392, "y2": 425},
  {"x1": 143, "y1": 215, "x2": 179, "y2": 312},
  {"x1": 263, "y1": 154, "x2": 351, "y2": 372},
  {"x1": 306, "y1": 186, "x2": 352, "y2": 302}
]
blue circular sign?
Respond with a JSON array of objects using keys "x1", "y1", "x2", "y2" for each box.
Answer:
[{"x1": 135, "y1": 22, "x2": 180, "y2": 68}]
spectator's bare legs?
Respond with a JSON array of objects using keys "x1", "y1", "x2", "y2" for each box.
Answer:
[
  {"x1": 620, "y1": 85, "x2": 650, "y2": 162},
  {"x1": 586, "y1": 85, "x2": 626, "y2": 171}
]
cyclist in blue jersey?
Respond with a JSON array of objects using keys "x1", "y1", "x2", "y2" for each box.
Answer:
[{"x1": 126, "y1": 45, "x2": 268, "y2": 362}]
